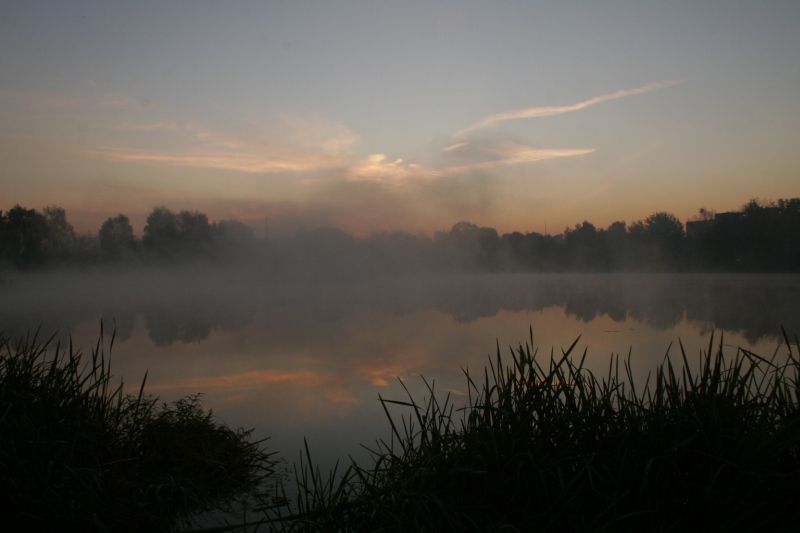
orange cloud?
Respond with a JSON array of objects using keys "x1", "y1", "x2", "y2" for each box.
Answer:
[
  {"x1": 87, "y1": 146, "x2": 341, "y2": 174},
  {"x1": 348, "y1": 153, "x2": 439, "y2": 183},
  {"x1": 89, "y1": 117, "x2": 361, "y2": 174},
  {"x1": 358, "y1": 365, "x2": 407, "y2": 387}
]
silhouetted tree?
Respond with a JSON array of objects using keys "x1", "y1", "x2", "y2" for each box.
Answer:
[
  {"x1": 0, "y1": 205, "x2": 48, "y2": 267},
  {"x1": 142, "y1": 207, "x2": 212, "y2": 259},
  {"x1": 142, "y1": 207, "x2": 179, "y2": 257},
  {"x1": 3, "y1": 197, "x2": 799, "y2": 271},
  {"x1": 565, "y1": 221, "x2": 602, "y2": 270},
  {"x1": 99, "y1": 215, "x2": 136, "y2": 261},
  {"x1": 605, "y1": 221, "x2": 627, "y2": 269},
  {"x1": 176, "y1": 210, "x2": 212, "y2": 256},
  {"x1": 635, "y1": 212, "x2": 685, "y2": 269},
  {"x1": 500, "y1": 232, "x2": 530, "y2": 270},
  {"x1": 435, "y1": 222, "x2": 501, "y2": 271},
  {"x1": 644, "y1": 212, "x2": 684, "y2": 242},
  {"x1": 42, "y1": 206, "x2": 75, "y2": 260}
]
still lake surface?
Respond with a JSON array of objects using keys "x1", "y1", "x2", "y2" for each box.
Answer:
[{"x1": 4, "y1": 271, "x2": 799, "y2": 470}]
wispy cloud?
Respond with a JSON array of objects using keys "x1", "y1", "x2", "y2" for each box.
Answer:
[
  {"x1": 442, "y1": 144, "x2": 595, "y2": 174},
  {"x1": 89, "y1": 109, "x2": 596, "y2": 182},
  {"x1": 87, "y1": 146, "x2": 342, "y2": 173},
  {"x1": 344, "y1": 142, "x2": 593, "y2": 184},
  {"x1": 89, "y1": 139, "x2": 591, "y2": 181},
  {"x1": 90, "y1": 118, "x2": 361, "y2": 174},
  {"x1": 454, "y1": 80, "x2": 681, "y2": 138},
  {"x1": 443, "y1": 141, "x2": 468, "y2": 152}
]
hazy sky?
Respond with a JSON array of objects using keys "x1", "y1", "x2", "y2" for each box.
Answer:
[{"x1": 1, "y1": 1, "x2": 799, "y2": 236}]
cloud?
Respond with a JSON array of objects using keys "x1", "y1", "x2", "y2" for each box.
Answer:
[
  {"x1": 88, "y1": 137, "x2": 591, "y2": 182},
  {"x1": 442, "y1": 144, "x2": 595, "y2": 174},
  {"x1": 341, "y1": 141, "x2": 591, "y2": 184},
  {"x1": 88, "y1": 105, "x2": 597, "y2": 184},
  {"x1": 443, "y1": 141, "x2": 468, "y2": 152},
  {"x1": 357, "y1": 365, "x2": 406, "y2": 387},
  {"x1": 348, "y1": 153, "x2": 439, "y2": 183},
  {"x1": 86, "y1": 146, "x2": 342, "y2": 173},
  {"x1": 90, "y1": 117, "x2": 362, "y2": 174},
  {"x1": 454, "y1": 80, "x2": 681, "y2": 138}
]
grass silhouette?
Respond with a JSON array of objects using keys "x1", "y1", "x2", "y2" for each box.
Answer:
[
  {"x1": 0, "y1": 325, "x2": 276, "y2": 532},
  {"x1": 4, "y1": 325, "x2": 799, "y2": 531},
  {"x1": 279, "y1": 328, "x2": 800, "y2": 532}
]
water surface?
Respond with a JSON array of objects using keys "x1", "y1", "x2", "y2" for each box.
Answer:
[{"x1": 3, "y1": 271, "x2": 798, "y2": 468}]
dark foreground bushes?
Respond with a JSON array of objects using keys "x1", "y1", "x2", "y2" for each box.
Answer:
[
  {"x1": 0, "y1": 327, "x2": 276, "y2": 532},
  {"x1": 281, "y1": 330, "x2": 800, "y2": 532}
]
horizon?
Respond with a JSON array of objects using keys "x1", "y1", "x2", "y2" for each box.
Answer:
[
  {"x1": 0, "y1": 195, "x2": 790, "y2": 240},
  {"x1": 2, "y1": 2, "x2": 799, "y2": 237}
]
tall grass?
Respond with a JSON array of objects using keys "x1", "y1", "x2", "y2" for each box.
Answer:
[
  {"x1": 0, "y1": 325, "x2": 277, "y2": 532},
  {"x1": 5, "y1": 324, "x2": 799, "y2": 531},
  {"x1": 282, "y1": 329, "x2": 800, "y2": 532}
]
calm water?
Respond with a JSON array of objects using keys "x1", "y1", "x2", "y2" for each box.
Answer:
[{"x1": 3, "y1": 271, "x2": 799, "y2": 469}]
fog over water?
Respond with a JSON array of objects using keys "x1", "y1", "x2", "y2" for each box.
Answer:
[{"x1": 3, "y1": 270, "x2": 799, "y2": 468}]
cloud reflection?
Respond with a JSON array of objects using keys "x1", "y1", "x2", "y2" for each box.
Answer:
[{"x1": 143, "y1": 369, "x2": 329, "y2": 392}]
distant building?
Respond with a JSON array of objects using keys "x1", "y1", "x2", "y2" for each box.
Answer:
[
  {"x1": 687, "y1": 211, "x2": 746, "y2": 239},
  {"x1": 714, "y1": 211, "x2": 744, "y2": 224},
  {"x1": 686, "y1": 219, "x2": 713, "y2": 239}
]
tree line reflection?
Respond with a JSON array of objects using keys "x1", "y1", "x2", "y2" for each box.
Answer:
[{"x1": 3, "y1": 274, "x2": 797, "y2": 346}]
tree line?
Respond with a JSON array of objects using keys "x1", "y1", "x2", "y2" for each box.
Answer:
[
  {"x1": 1, "y1": 198, "x2": 798, "y2": 272},
  {"x1": 0, "y1": 206, "x2": 255, "y2": 267}
]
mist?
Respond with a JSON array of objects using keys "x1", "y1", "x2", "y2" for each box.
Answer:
[
  {"x1": 2, "y1": 199, "x2": 799, "y2": 281},
  {"x1": 4, "y1": 265, "x2": 798, "y2": 347}
]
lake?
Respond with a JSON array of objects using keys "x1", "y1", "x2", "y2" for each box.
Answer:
[{"x1": 3, "y1": 271, "x2": 799, "y2": 471}]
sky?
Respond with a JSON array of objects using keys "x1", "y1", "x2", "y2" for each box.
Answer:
[{"x1": 1, "y1": 0, "x2": 799, "y2": 237}]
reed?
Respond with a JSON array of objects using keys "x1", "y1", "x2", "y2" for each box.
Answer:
[
  {"x1": 5, "y1": 324, "x2": 799, "y2": 531},
  {"x1": 0, "y1": 325, "x2": 276, "y2": 532},
  {"x1": 282, "y1": 329, "x2": 800, "y2": 532}
]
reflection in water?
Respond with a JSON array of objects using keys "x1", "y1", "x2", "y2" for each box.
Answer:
[
  {"x1": 3, "y1": 273, "x2": 799, "y2": 345},
  {"x1": 2, "y1": 272, "x2": 798, "y2": 469}
]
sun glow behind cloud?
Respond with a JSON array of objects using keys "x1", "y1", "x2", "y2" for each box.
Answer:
[
  {"x1": 1, "y1": 77, "x2": 682, "y2": 235},
  {"x1": 348, "y1": 153, "x2": 438, "y2": 183},
  {"x1": 76, "y1": 81, "x2": 677, "y2": 187}
]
